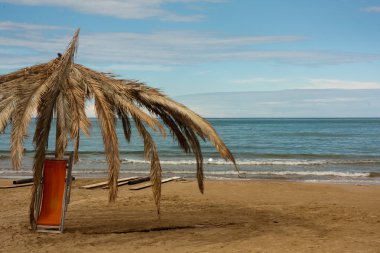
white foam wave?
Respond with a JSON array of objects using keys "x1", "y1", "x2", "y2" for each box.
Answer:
[
  {"x1": 303, "y1": 179, "x2": 380, "y2": 185},
  {"x1": 121, "y1": 158, "x2": 380, "y2": 166},
  {"x1": 116, "y1": 169, "x2": 369, "y2": 178},
  {"x1": 242, "y1": 171, "x2": 369, "y2": 177}
]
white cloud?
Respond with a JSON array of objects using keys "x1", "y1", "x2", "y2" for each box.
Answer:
[
  {"x1": 95, "y1": 64, "x2": 172, "y2": 72},
  {"x1": 0, "y1": 0, "x2": 219, "y2": 22},
  {"x1": 195, "y1": 70, "x2": 211, "y2": 75},
  {"x1": 0, "y1": 21, "x2": 65, "y2": 31},
  {"x1": 53, "y1": 31, "x2": 380, "y2": 65},
  {"x1": 0, "y1": 36, "x2": 66, "y2": 52},
  {"x1": 0, "y1": 24, "x2": 379, "y2": 71},
  {"x1": 300, "y1": 98, "x2": 361, "y2": 103},
  {"x1": 308, "y1": 79, "x2": 380, "y2": 89},
  {"x1": 232, "y1": 78, "x2": 288, "y2": 84},
  {"x1": 364, "y1": 6, "x2": 380, "y2": 13},
  {"x1": 225, "y1": 51, "x2": 380, "y2": 65},
  {"x1": 76, "y1": 32, "x2": 308, "y2": 65},
  {"x1": 0, "y1": 28, "x2": 306, "y2": 66}
]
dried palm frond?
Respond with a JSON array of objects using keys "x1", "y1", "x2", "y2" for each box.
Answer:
[{"x1": 0, "y1": 29, "x2": 238, "y2": 230}]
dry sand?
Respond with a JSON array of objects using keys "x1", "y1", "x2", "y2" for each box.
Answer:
[{"x1": 0, "y1": 178, "x2": 379, "y2": 253}]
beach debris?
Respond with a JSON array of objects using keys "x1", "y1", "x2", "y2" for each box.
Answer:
[
  {"x1": 0, "y1": 182, "x2": 33, "y2": 189},
  {"x1": 129, "y1": 177, "x2": 182, "y2": 190},
  {"x1": 126, "y1": 176, "x2": 151, "y2": 185},
  {"x1": 102, "y1": 176, "x2": 151, "y2": 189},
  {"x1": 13, "y1": 176, "x2": 75, "y2": 185},
  {"x1": 13, "y1": 178, "x2": 34, "y2": 185},
  {"x1": 80, "y1": 177, "x2": 138, "y2": 189}
]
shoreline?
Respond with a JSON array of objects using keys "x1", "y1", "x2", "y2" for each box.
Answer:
[
  {"x1": 1, "y1": 174, "x2": 380, "y2": 186},
  {"x1": 1, "y1": 178, "x2": 379, "y2": 252},
  {"x1": 1, "y1": 174, "x2": 380, "y2": 185}
]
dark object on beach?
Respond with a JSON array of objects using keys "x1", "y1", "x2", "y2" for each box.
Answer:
[
  {"x1": 127, "y1": 176, "x2": 151, "y2": 185},
  {"x1": 129, "y1": 177, "x2": 181, "y2": 190},
  {"x1": 13, "y1": 178, "x2": 34, "y2": 184},
  {"x1": 81, "y1": 177, "x2": 138, "y2": 189},
  {"x1": 0, "y1": 29, "x2": 237, "y2": 230},
  {"x1": 13, "y1": 176, "x2": 75, "y2": 185},
  {"x1": 79, "y1": 177, "x2": 137, "y2": 189},
  {"x1": 0, "y1": 182, "x2": 33, "y2": 189},
  {"x1": 102, "y1": 177, "x2": 147, "y2": 188}
]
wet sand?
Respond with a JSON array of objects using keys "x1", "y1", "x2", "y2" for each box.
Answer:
[{"x1": 0, "y1": 179, "x2": 379, "y2": 252}]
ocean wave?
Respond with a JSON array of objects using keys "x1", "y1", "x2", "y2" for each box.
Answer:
[
  {"x1": 119, "y1": 158, "x2": 380, "y2": 166},
  {"x1": 0, "y1": 154, "x2": 10, "y2": 160},
  {"x1": 238, "y1": 170, "x2": 369, "y2": 177},
  {"x1": 236, "y1": 159, "x2": 380, "y2": 166},
  {"x1": 119, "y1": 169, "x2": 370, "y2": 178},
  {"x1": 204, "y1": 176, "x2": 380, "y2": 185},
  {"x1": 77, "y1": 169, "x2": 370, "y2": 178},
  {"x1": 202, "y1": 170, "x2": 369, "y2": 178}
]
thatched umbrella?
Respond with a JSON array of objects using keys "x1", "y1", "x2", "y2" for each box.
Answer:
[{"x1": 0, "y1": 29, "x2": 237, "y2": 230}]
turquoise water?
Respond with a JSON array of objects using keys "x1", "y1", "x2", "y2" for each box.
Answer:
[{"x1": 1, "y1": 118, "x2": 380, "y2": 184}]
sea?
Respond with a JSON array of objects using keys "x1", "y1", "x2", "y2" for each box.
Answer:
[{"x1": 1, "y1": 118, "x2": 380, "y2": 184}]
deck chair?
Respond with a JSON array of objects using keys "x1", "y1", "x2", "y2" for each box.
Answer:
[{"x1": 34, "y1": 152, "x2": 74, "y2": 233}]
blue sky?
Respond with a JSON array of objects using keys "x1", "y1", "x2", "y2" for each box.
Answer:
[{"x1": 0, "y1": 0, "x2": 380, "y2": 98}]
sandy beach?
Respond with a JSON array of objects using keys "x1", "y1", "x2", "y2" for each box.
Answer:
[{"x1": 0, "y1": 178, "x2": 379, "y2": 253}]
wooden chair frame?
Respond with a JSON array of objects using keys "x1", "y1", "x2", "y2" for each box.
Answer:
[{"x1": 34, "y1": 152, "x2": 74, "y2": 233}]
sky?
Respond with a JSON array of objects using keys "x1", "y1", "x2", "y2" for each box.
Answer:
[{"x1": 0, "y1": 0, "x2": 380, "y2": 100}]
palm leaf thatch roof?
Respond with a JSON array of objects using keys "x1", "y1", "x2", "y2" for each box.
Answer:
[{"x1": 0, "y1": 29, "x2": 237, "y2": 229}]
